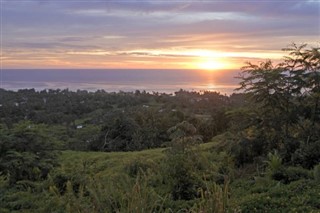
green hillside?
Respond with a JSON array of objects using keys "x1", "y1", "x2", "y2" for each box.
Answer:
[{"x1": 2, "y1": 137, "x2": 320, "y2": 212}]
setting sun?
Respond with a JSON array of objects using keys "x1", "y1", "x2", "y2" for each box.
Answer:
[{"x1": 197, "y1": 59, "x2": 228, "y2": 70}]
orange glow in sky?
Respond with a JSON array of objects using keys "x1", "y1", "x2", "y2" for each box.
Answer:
[
  {"x1": 197, "y1": 60, "x2": 227, "y2": 70},
  {"x1": 2, "y1": 1, "x2": 319, "y2": 70}
]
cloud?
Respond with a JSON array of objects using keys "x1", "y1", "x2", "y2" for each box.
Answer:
[{"x1": 2, "y1": 0, "x2": 319, "y2": 68}]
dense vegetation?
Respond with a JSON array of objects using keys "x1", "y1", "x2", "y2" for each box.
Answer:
[{"x1": 0, "y1": 44, "x2": 319, "y2": 212}]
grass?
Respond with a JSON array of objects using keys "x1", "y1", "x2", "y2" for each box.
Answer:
[
  {"x1": 58, "y1": 139, "x2": 220, "y2": 176},
  {"x1": 54, "y1": 140, "x2": 231, "y2": 190},
  {"x1": 3, "y1": 139, "x2": 319, "y2": 212},
  {"x1": 58, "y1": 147, "x2": 166, "y2": 178},
  {"x1": 52, "y1": 141, "x2": 231, "y2": 212},
  {"x1": 2, "y1": 137, "x2": 313, "y2": 212}
]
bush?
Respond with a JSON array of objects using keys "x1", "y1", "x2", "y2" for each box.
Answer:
[
  {"x1": 164, "y1": 153, "x2": 203, "y2": 200},
  {"x1": 313, "y1": 164, "x2": 320, "y2": 182},
  {"x1": 292, "y1": 140, "x2": 320, "y2": 169},
  {"x1": 0, "y1": 122, "x2": 59, "y2": 185},
  {"x1": 269, "y1": 166, "x2": 311, "y2": 184},
  {"x1": 237, "y1": 180, "x2": 320, "y2": 212},
  {"x1": 265, "y1": 151, "x2": 284, "y2": 181},
  {"x1": 270, "y1": 168, "x2": 287, "y2": 182},
  {"x1": 125, "y1": 158, "x2": 157, "y2": 177},
  {"x1": 284, "y1": 166, "x2": 312, "y2": 183}
]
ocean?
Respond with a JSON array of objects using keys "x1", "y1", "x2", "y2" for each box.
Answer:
[{"x1": 1, "y1": 69, "x2": 240, "y2": 95}]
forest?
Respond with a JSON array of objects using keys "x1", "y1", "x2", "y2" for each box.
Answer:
[{"x1": 0, "y1": 44, "x2": 320, "y2": 212}]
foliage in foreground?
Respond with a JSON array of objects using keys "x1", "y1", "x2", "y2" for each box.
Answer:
[
  {"x1": 0, "y1": 142, "x2": 232, "y2": 212},
  {"x1": 0, "y1": 122, "x2": 59, "y2": 185},
  {"x1": 2, "y1": 149, "x2": 320, "y2": 213},
  {"x1": 232, "y1": 43, "x2": 320, "y2": 168}
]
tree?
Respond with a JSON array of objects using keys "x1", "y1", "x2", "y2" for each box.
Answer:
[
  {"x1": 236, "y1": 60, "x2": 289, "y2": 150},
  {"x1": 91, "y1": 114, "x2": 141, "y2": 151},
  {"x1": 163, "y1": 121, "x2": 203, "y2": 200},
  {"x1": 235, "y1": 43, "x2": 320, "y2": 166},
  {"x1": 0, "y1": 121, "x2": 58, "y2": 185},
  {"x1": 282, "y1": 43, "x2": 320, "y2": 131}
]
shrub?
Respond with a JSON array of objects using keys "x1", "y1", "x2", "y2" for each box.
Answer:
[
  {"x1": 194, "y1": 180, "x2": 229, "y2": 213},
  {"x1": 237, "y1": 180, "x2": 319, "y2": 212},
  {"x1": 0, "y1": 122, "x2": 58, "y2": 185},
  {"x1": 265, "y1": 151, "x2": 284, "y2": 181},
  {"x1": 292, "y1": 140, "x2": 320, "y2": 169},
  {"x1": 125, "y1": 158, "x2": 156, "y2": 177},
  {"x1": 313, "y1": 164, "x2": 320, "y2": 182},
  {"x1": 164, "y1": 153, "x2": 203, "y2": 200},
  {"x1": 46, "y1": 173, "x2": 166, "y2": 213},
  {"x1": 284, "y1": 166, "x2": 312, "y2": 183}
]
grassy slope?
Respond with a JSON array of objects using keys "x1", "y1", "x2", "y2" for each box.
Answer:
[
  {"x1": 58, "y1": 141, "x2": 217, "y2": 176},
  {"x1": 58, "y1": 148, "x2": 166, "y2": 177},
  {"x1": 55, "y1": 139, "x2": 320, "y2": 212}
]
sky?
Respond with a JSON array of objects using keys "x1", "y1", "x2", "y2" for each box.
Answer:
[{"x1": 1, "y1": 0, "x2": 320, "y2": 70}]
